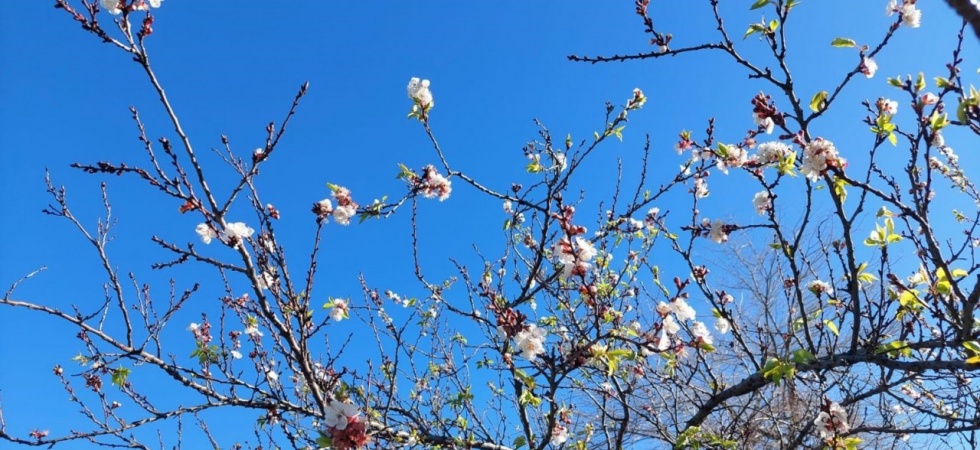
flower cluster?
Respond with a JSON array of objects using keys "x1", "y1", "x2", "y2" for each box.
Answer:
[
  {"x1": 407, "y1": 77, "x2": 434, "y2": 118},
  {"x1": 326, "y1": 298, "x2": 349, "y2": 321},
  {"x1": 656, "y1": 297, "x2": 713, "y2": 352},
  {"x1": 807, "y1": 280, "x2": 835, "y2": 296},
  {"x1": 876, "y1": 97, "x2": 899, "y2": 115},
  {"x1": 554, "y1": 236, "x2": 597, "y2": 278},
  {"x1": 194, "y1": 222, "x2": 255, "y2": 246},
  {"x1": 751, "y1": 93, "x2": 782, "y2": 135},
  {"x1": 860, "y1": 57, "x2": 878, "y2": 78},
  {"x1": 513, "y1": 324, "x2": 548, "y2": 360},
  {"x1": 417, "y1": 165, "x2": 452, "y2": 201},
  {"x1": 887, "y1": 0, "x2": 921, "y2": 28},
  {"x1": 101, "y1": 0, "x2": 163, "y2": 15},
  {"x1": 715, "y1": 143, "x2": 749, "y2": 174},
  {"x1": 801, "y1": 138, "x2": 846, "y2": 181},
  {"x1": 707, "y1": 219, "x2": 729, "y2": 244},
  {"x1": 312, "y1": 185, "x2": 359, "y2": 225},
  {"x1": 814, "y1": 400, "x2": 850, "y2": 440},
  {"x1": 752, "y1": 191, "x2": 772, "y2": 215},
  {"x1": 754, "y1": 141, "x2": 794, "y2": 166},
  {"x1": 324, "y1": 399, "x2": 369, "y2": 450}
]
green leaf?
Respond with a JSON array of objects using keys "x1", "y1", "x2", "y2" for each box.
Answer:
[
  {"x1": 830, "y1": 37, "x2": 856, "y2": 47},
  {"x1": 914, "y1": 72, "x2": 926, "y2": 92},
  {"x1": 513, "y1": 436, "x2": 527, "y2": 450},
  {"x1": 750, "y1": 0, "x2": 769, "y2": 9},
  {"x1": 810, "y1": 91, "x2": 828, "y2": 112},
  {"x1": 832, "y1": 177, "x2": 848, "y2": 204},
  {"x1": 111, "y1": 366, "x2": 130, "y2": 388},
  {"x1": 887, "y1": 77, "x2": 904, "y2": 88},
  {"x1": 887, "y1": 132, "x2": 898, "y2": 146},
  {"x1": 824, "y1": 320, "x2": 839, "y2": 336},
  {"x1": 963, "y1": 341, "x2": 980, "y2": 354},
  {"x1": 769, "y1": 19, "x2": 779, "y2": 32},
  {"x1": 936, "y1": 77, "x2": 951, "y2": 88},
  {"x1": 744, "y1": 23, "x2": 767, "y2": 39}
]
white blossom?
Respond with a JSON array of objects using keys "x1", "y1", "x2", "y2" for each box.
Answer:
[
  {"x1": 709, "y1": 219, "x2": 729, "y2": 244},
  {"x1": 691, "y1": 321, "x2": 713, "y2": 345},
  {"x1": 266, "y1": 368, "x2": 279, "y2": 386},
  {"x1": 880, "y1": 98, "x2": 899, "y2": 115},
  {"x1": 407, "y1": 77, "x2": 434, "y2": 109},
  {"x1": 753, "y1": 191, "x2": 772, "y2": 215},
  {"x1": 755, "y1": 141, "x2": 792, "y2": 165},
  {"x1": 223, "y1": 222, "x2": 255, "y2": 241},
  {"x1": 753, "y1": 113, "x2": 775, "y2": 135},
  {"x1": 715, "y1": 316, "x2": 731, "y2": 334},
  {"x1": 662, "y1": 314, "x2": 681, "y2": 335},
  {"x1": 332, "y1": 205, "x2": 356, "y2": 226},
  {"x1": 514, "y1": 324, "x2": 547, "y2": 360},
  {"x1": 814, "y1": 401, "x2": 850, "y2": 439},
  {"x1": 801, "y1": 138, "x2": 845, "y2": 181},
  {"x1": 100, "y1": 0, "x2": 122, "y2": 14},
  {"x1": 670, "y1": 298, "x2": 697, "y2": 322},
  {"x1": 900, "y1": 2, "x2": 921, "y2": 28},
  {"x1": 328, "y1": 298, "x2": 348, "y2": 321},
  {"x1": 807, "y1": 280, "x2": 835, "y2": 296},
  {"x1": 550, "y1": 424, "x2": 570, "y2": 445},
  {"x1": 245, "y1": 325, "x2": 264, "y2": 338},
  {"x1": 861, "y1": 57, "x2": 878, "y2": 78},
  {"x1": 324, "y1": 399, "x2": 360, "y2": 431},
  {"x1": 195, "y1": 223, "x2": 217, "y2": 244}
]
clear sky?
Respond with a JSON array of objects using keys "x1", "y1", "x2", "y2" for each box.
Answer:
[{"x1": 0, "y1": 1, "x2": 975, "y2": 448}]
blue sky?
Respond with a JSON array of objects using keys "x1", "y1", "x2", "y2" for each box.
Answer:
[{"x1": 1, "y1": 1, "x2": 976, "y2": 447}]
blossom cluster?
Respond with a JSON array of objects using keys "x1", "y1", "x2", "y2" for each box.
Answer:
[
  {"x1": 814, "y1": 400, "x2": 851, "y2": 440},
  {"x1": 417, "y1": 165, "x2": 452, "y2": 201},
  {"x1": 323, "y1": 399, "x2": 369, "y2": 450},
  {"x1": 513, "y1": 324, "x2": 548, "y2": 360},
  {"x1": 101, "y1": 0, "x2": 162, "y2": 15},
  {"x1": 312, "y1": 185, "x2": 359, "y2": 225},
  {"x1": 887, "y1": 0, "x2": 921, "y2": 28},
  {"x1": 801, "y1": 138, "x2": 846, "y2": 182},
  {"x1": 407, "y1": 77, "x2": 434, "y2": 119},
  {"x1": 554, "y1": 236, "x2": 598, "y2": 278},
  {"x1": 195, "y1": 221, "x2": 255, "y2": 246}
]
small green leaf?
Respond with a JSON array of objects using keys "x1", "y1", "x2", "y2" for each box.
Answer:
[
  {"x1": 810, "y1": 90, "x2": 828, "y2": 112},
  {"x1": 914, "y1": 72, "x2": 926, "y2": 92},
  {"x1": 111, "y1": 366, "x2": 130, "y2": 388},
  {"x1": 513, "y1": 436, "x2": 527, "y2": 450},
  {"x1": 744, "y1": 23, "x2": 766, "y2": 39},
  {"x1": 830, "y1": 37, "x2": 856, "y2": 47},
  {"x1": 824, "y1": 320, "x2": 839, "y2": 336},
  {"x1": 750, "y1": 0, "x2": 769, "y2": 9}
]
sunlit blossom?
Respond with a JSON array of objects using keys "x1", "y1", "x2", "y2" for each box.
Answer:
[
  {"x1": 514, "y1": 324, "x2": 547, "y2": 360},
  {"x1": 752, "y1": 191, "x2": 772, "y2": 215},
  {"x1": 195, "y1": 223, "x2": 217, "y2": 244},
  {"x1": 715, "y1": 316, "x2": 731, "y2": 334},
  {"x1": 328, "y1": 298, "x2": 349, "y2": 321},
  {"x1": 708, "y1": 219, "x2": 729, "y2": 244},
  {"x1": 814, "y1": 401, "x2": 850, "y2": 440},
  {"x1": 670, "y1": 298, "x2": 696, "y2": 322}
]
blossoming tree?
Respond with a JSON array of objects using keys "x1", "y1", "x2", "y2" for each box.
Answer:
[{"x1": 2, "y1": 1, "x2": 979, "y2": 449}]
